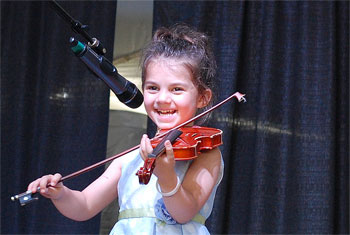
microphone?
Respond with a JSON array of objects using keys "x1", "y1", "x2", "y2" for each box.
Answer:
[{"x1": 70, "y1": 37, "x2": 143, "y2": 109}]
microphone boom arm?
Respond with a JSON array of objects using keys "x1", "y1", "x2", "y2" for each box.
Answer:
[{"x1": 49, "y1": 0, "x2": 106, "y2": 55}]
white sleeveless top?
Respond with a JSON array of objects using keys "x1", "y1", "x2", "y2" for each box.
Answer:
[{"x1": 110, "y1": 149, "x2": 224, "y2": 235}]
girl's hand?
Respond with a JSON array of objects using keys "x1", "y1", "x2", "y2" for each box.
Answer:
[
  {"x1": 27, "y1": 173, "x2": 64, "y2": 200},
  {"x1": 139, "y1": 134, "x2": 153, "y2": 162},
  {"x1": 139, "y1": 135, "x2": 176, "y2": 180}
]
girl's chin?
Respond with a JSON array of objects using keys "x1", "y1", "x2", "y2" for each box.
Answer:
[
  {"x1": 154, "y1": 116, "x2": 179, "y2": 130},
  {"x1": 156, "y1": 123, "x2": 177, "y2": 130},
  {"x1": 155, "y1": 118, "x2": 183, "y2": 129}
]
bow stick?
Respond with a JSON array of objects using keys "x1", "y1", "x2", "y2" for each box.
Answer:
[{"x1": 11, "y1": 92, "x2": 246, "y2": 206}]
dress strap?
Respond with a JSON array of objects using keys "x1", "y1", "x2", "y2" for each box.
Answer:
[{"x1": 118, "y1": 208, "x2": 206, "y2": 225}]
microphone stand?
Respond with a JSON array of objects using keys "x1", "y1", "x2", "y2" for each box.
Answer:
[
  {"x1": 10, "y1": 0, "x2": 147, "y2": 206},
  {"x1": 48, "y1": 0, "x2": 144, "y2": 108},
  {"x1": 49, "y1": 0, "x2": 107, "y2": 55}
]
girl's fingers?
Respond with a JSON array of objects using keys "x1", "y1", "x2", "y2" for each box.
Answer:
[
  {"x1": 26, "y1": 174, "x2": 64, "y2": 200},
  {"x1": 51, "y1": 173, "x2": 63, "y2": 187},
  {"x1": 39, "y1": 176, "x2": 50, "y2": 193},
  {"x1": 152, "y1": 140, "x2": 175, "y2": 178},
  {"x1": 145, "y1": 136, "x2": 153, "y2": 154},
  {"x1": 140, "y1": 134, "x2": 147, "y2": 160},
  {"x1": 164, "y1": 140, "x2": 174, "y2": 160},
  {"x1": 28, "y1": 180, "x2": 39, "y2": 193},
  {"x1": 140, "y1": 134, "x2": 153, "y2": 161}
]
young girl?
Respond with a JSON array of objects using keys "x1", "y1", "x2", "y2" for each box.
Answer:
[{"x1": 27, "y1": 24, "x2": 223, "y2": 234}]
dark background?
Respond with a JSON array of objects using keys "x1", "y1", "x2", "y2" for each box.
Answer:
[{"x1": 2, "y1": 1, "x2": 348, "y2": 234}]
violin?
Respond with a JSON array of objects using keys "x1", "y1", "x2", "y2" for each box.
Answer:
[
  {"x1": 136, "y1": 126, "x2": 223, "y2": 184},
  {"x1": 11, "y1": 92, "x2": 246, "y2": 206}
]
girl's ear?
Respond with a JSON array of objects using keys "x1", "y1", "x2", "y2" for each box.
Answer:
[{"x1": 197, "y1": 88, "x2": 212, "y2": 108}]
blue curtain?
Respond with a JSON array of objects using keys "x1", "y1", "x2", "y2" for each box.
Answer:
[
  {"x1": 152, "y1": 1, "x2": 348, "y2": 234},
  {"x1": 1, "y1": 1, "x2": 116, "y2": 234}
]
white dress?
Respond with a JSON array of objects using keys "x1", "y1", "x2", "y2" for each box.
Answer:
[{"x1": 110, "y1": 149, "x2": 224, "y2": 235}]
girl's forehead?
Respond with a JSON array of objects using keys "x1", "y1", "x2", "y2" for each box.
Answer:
[
  {"x1": 148, "y1": 57, "x2": 189, "y2": 69},
  {"x1": 146, "y1": 57, "x2": 196, "y2": 77},
  {"x1": 142, "y1": 57, "x2": 197, "y2": 88},
  {"x1": 147, "y1": 59, "x2": 194, "y2": 79}
]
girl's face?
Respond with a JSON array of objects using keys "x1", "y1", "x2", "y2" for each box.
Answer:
[{"x1": 143, "y1": 58, "x2": 211, "y2": 130}]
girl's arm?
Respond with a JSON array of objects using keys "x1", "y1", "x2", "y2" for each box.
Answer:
[
  {"x1": 28, "y1": 158, "x2": 122, "y2": 221},
  {"x1": 140, "y1": 136, "x2": 222, "y2": 224},
  {"x1": 161, "y1": 145, "x2": 221, "y2": 224}
]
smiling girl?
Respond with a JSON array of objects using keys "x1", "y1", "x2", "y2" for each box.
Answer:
[{"x1": 27, "y1": 24, "x2": 223, "y2": 234}]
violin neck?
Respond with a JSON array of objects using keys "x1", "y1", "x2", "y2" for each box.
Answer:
[{"x1": 148, "y1": 129, "x2": 183, "y2": 158}]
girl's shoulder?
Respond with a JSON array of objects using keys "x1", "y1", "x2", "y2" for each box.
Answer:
[
  {"x1": 186, "y1": 147, "x2": 222, "y2": 181},
  {"x1": 193, "y1": 147, "x2": 222, "y2": 166},
  {"x1": 113, "y1": 147, "x2": 140, "y2": 161},
  {"x1": 107, "y1": 148, "x2": 140, "y2": 172}
]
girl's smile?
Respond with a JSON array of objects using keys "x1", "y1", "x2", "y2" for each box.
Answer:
[{"x1": 143, "y1": 58, "x2": 209, "y2": 130}]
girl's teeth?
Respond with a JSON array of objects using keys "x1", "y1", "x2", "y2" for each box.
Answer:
[{"x1": 158, "y1": 110, "x2": 175, "y2": 115}]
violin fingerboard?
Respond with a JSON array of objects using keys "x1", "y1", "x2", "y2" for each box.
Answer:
[{"x1": 149, "y1": 129, "x2": 183, "y2": 158}]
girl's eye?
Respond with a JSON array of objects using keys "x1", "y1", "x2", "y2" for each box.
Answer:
[
  {"x1": 173, "y1": 87, "x2": 184, "y2": 92},
  {"x1": 146, "y1": 86, "x2": 158, "y2": 91}
]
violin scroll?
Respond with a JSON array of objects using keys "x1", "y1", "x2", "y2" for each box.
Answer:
[{"x1": 136, "y1": 158, "x2": 156, "y2": 184}]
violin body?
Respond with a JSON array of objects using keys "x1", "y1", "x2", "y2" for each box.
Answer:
[
  {"x1": 153, "y1": 126, "x2": 223, "y2": 160},
  {"x1": 136, "y1": 126, "x2": 223, "y2": 184}
]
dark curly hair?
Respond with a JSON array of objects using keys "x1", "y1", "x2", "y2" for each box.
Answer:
[{"x1": 141, "y1": 24, "x2": 217, "y2": 123}]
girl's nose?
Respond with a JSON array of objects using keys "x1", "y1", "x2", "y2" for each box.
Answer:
[{"x1": 156, "y1": 90, "x2": 171, "y2": 104}]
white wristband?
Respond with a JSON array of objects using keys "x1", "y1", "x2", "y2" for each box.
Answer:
[{"x1": 156, "y1": 176, "x2": 181, "y2": 197}]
